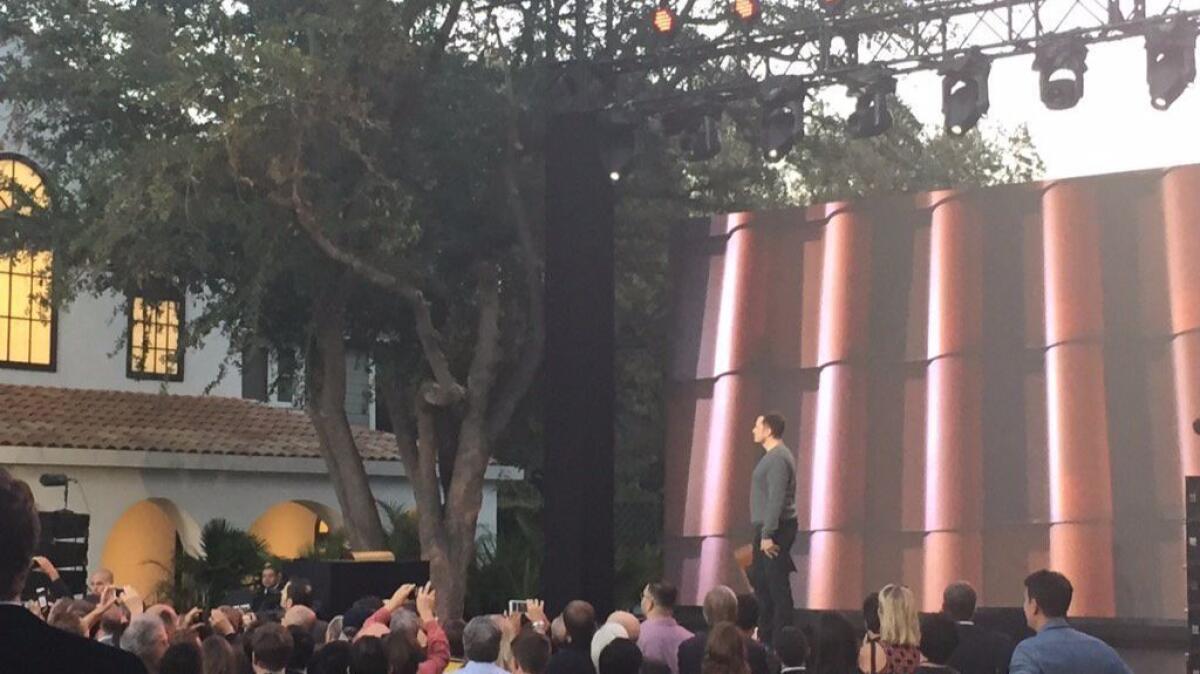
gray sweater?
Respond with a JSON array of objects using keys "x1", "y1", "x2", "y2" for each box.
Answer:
[{"x1": 750, "y1": 444, "x2": 796, "y2": 538}]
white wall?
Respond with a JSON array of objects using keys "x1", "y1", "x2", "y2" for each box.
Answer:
[
  {"x1": 3, "y1": 445, "x2": 515, "y2": 574},
  {"x1": 0, "y1": 291, "x2": 241, "y2": 397}
]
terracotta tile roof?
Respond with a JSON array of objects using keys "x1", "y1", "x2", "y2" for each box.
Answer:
[{"x1": 0, "y1": 383, "x2": 399, "y2": 460}]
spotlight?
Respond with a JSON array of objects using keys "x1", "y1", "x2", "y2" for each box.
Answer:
[
  {"x1": 940, "y1": 49, "x2": 991, "y2": 136},
  {"x1": 663, "y1": 107, "x2": 723, "y2": 161},
  {"x1": 1145, "y1": 18, "x2": 1197, "y2": 110},
  {"x1": 731, "y1": 0, "x2": 759, "y2": 24},
  {"x1": 758, "y1": 76, "x2": 806, "y2": 160},
  {"x1": 1032, "y1": 37, "x2": 1088, "y2": 110},
  {"x1": 599, "y1": 114, "x2": 637, "y2": 182},
  {"x1": 845, "y1": 69, "x2": 896, "y2": 139},
  {"x1": 650, "y1": 3, "x2": 678, "y2": 36}
]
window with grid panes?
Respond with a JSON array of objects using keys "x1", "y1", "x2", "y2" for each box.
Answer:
[
  {"x1": 0, "y1": 156, "x2": 53, "y2": 369},
  {"x1": 127, "y1": 296, "x2": 184, "y2": 380}
]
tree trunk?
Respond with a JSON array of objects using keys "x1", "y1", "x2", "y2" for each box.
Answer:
[{"x1": 307, "y1": 286, "x2": 388, "y2": 551}]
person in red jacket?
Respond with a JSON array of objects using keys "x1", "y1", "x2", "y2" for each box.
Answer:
[{"x1": 361, "y1": 582, "x2": 451, "y2": 674}]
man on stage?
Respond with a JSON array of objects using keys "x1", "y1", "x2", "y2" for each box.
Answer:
[{"x1": 749, "y1": 412, "x2": 797, "y2": 648}]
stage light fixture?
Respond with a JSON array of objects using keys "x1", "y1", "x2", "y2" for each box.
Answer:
[
  {"x1": 599, "y1": 114, "x2": 637, "y2": 182},
  {"x1": 1145, "y1": 19, "x2": 1197, "y2": 110},
  {"x1": 732, "y1": 0, "x2": 760, "y2": 24},
  {"x1": 845, "y1": 69, "x2": 896, "y2": 139},
  {"x1": 651, "y1": 3, "x2": 678, "y2": 36},
  {"x1": 758, "y1": 76, "x2": 806, "y2": 160},
  {"x1": 1032, "y1": 37, "x2": 1088, "y2": 110},
  {"x1": 940, "y1": 49, "x2": 991, "y2": 136}
]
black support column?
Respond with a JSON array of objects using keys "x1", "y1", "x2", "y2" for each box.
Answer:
[{"x1": 542, "y1": 110, "x2": 616, "y2": 618}]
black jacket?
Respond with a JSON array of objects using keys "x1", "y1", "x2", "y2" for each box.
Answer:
[
  {"x1": 947, "y1": 622, "x2": 1015, "y2": 674},
  {"x1": 547, "y1": 642, "x2": 597, "y2": 674},
  {"x1": 0, "y1": 604, "x2": 147, "y2": 674},
  {"x1": 677, "y1": 631, "x2": 770, "y2": 674}
]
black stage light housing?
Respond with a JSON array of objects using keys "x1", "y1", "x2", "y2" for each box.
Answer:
[
  {"x1": 1146, "y1": 18, "x2": 1197, "y2": 110},
  {"x1": 758, "y1": 76, "x2": 806, "y2": 160},
  {"x1": 662, "y1": 107, "x2": 723, "y2": 162},
  {"x1": 599, "y1": 113, "x2": 637, "y2": 182},
  {"x1": 845, "y1": 69, "x2": 896, "y2": 139},
  {"x1": 1032, "y1": 37, "x2": 1089, "y2": 110},
  {"x1": 940, "y1": 49, "x2": 991, "y2": 136}
]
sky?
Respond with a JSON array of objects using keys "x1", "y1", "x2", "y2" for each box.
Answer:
[{"x1": 894, "y1": 37, "x2": 1200, "y2": 179}]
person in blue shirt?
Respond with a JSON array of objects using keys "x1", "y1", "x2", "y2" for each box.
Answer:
[{"x1": 1009, "y1": 570, "x2": 1132, "y2": 674}]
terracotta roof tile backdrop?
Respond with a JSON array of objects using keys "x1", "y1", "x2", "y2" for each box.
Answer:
[
  {"x1": 0, "y1": 383, "x2": 399, "y2": 461},
  {"x1": 664, "y1": 165, "x2": 1200, "y2": 619}
]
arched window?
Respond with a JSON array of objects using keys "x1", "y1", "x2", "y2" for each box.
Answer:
[{"x1": 0, "y1": 154, "x2": 53, "y2": 369}]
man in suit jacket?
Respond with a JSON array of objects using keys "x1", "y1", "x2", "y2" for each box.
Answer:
[
  {"x1": 677, "y1": 587, "x2": 769, "y2": 674},
  {"x1": 943, "y1": 582, "x2": 1014, "y2": 674},
  {"x1": 0, "y1": 468, "x2": 147, "y2": 674},
  {"x1": 1008, "y1": 571, "x2": 1132, "y2": 674}
]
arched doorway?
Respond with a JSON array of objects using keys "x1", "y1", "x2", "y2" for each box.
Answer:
[
  {"x1": 100, "y1": 498, "x2": 200, "y2": 599},
  {"x1": 249, "y1": 500, "x2": 342, "y2": 559}
]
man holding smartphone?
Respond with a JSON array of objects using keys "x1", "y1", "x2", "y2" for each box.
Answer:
[{"x1": 0, "y1": 468, "x2": 146, "y2": 673}]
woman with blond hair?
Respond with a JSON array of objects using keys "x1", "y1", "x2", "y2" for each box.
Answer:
[{"x1": 857, "y1": 585, "x2": 921, "y2": 674}]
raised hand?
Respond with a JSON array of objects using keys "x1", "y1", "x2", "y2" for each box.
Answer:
[
  {"x1": 30, "y1": 556, "x2": 60, "y2": 580},
  {"x1": 209, "y1": 608, "x2": 235, "y2": 636},
  {"x1": 388, "y1": 583, "x2": 418, "y2": 611},
  {"x1": 525, "y1": 599, "x2": 548, "y2": 626},
  {"x1": 416, "y1": 582, "x2": 437, "y2": 622}
]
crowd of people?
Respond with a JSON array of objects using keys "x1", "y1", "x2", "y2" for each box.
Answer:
[{"x1": 1, "y1": 469, "x2": 1135, "y2": 674}]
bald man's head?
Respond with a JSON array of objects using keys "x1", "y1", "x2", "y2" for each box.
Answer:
[
  {"x1": 607, "y1": 611, "x2": 640, "y2": 642},
  {"x1": 283, "y1": 605, "x2": 318, "y2": 632},
  {"x1": 563, "y1": 601, "x2": 596, "y2": 645}
]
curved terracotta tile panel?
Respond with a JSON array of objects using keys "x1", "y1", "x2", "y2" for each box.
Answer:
[
  {"x1": 817, "y1": 203, "x2": 872, "y2": 367},
  {"x1": 1163, "y1": 167, "x2": 1200, "y2": 477}
]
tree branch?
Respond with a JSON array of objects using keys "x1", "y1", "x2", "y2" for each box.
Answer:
[
  {"x1": 486, "y1": 69, "x2": 545, "y2": 444},
  {"x1": 425, "y1": 0, "x2": 468, "y2": 73},
  {"x1": 284, "y1": 137, "x2": 464, "y2": 405}
]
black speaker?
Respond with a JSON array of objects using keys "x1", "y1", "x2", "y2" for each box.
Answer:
[
  {"x1": 282, "y1": 559, "x2": 430, "y2": 620},
  {"x1": 34, "y1": 510, "x2": 90, "y2": 596}
]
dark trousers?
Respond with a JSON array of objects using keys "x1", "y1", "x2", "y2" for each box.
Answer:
[{"x1": 751, "y1": 518, "x2": 797, "y2": 647}]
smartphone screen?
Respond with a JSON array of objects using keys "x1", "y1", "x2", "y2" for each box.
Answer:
[{"x1": 508, "y1": 599, "x2": 528, "y2": 615}]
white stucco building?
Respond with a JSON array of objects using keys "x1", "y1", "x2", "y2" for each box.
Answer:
[{"x1": 0, "y1": 154, "x2": 518, "y2": 598}]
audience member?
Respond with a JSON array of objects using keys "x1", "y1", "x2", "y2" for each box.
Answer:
[
  {"x1": 774, "y1": 626, "x2": 808, "y2": 674},
  {"x1": 284, "y1": 605, "x2": 319, "y2": 633},
  {"x1": 609, "y1": 612, "x2": 642, "y2": 643},
  {"x1": 50, "y1": 610, "x2": 88, "y2": 637},
  {"x1": 461, "y1": 616, "x2": 508, "y2": 674},
  {"x1": 677, "y1": 587, "x2": 768, "y2": 674},
  {"x1": 495, "y1": 613, "x2": 519, "y2": 671},
  {"x1": 700, "y1": 624, "x2": 747, "y2": 674},
  {"x1": 444, "y1": 618, "x2": 468, "y2": 673},
  {"x1": 915, "y1": 614, "x2": 960, "y2": 674},
  {"x1": 387, "y1": 631, "x2": 420, "y2": 674},
  {"x1": 350, "y1": 636, "x2": 390, "y2": 674},
  {"x1": 148, "y1": 604, "x2": 181, "y2": 639},
  {"x1": 857, "y1": 592, "x2": 884, "y2": 674},
  {"x1": 160, "y1": 641, "x2": 204, "y2": 674},
  {"x1": 546, "y1": 600, "x2": 597, "y2": 674},
  {"x1": 124, "y1": 613, "x2": 171, "y2": 674},
  {"x1": 734, "y1": 595, "x2": 758, "y2": 641},
  {"x1": 513, "y1": 630, "x2": 553, "y2": 674},
  {"x1": 326, "y1": 615, "x2": 346, "y2": 644},
  {"x1": 807, "y1": 612, "x2": 857, "y2": 674},
  {"x1": 201, "y1": 635, "x2": 240, "y2": 674},
  {"x1": 90, "y1": 568, "x2": 117, "y2": 599},
  {"x1": 592, "y1": 622, "x2": 630, "y2": 671},
  {"x1": 876, "y1": 584, "x2": 922, "y2": 674},
  {"x1": 598, "y1": 639, "x2": 644, "y2": 674},
  {"x1": 308, "y1": 641, "x2": 352, "y2": 674},
  {"x1": 1009, "y1": 571, "x2": 1132, "y2": 674},
  {"x1": 637, "y1": 582, "x2": 693, "y2": 674},
  {"x1": 251, "y1": 622, "x2": 295, "y2": 674},
  {"x1": 288, "y1": 624, "x2": 316, "y2": 673},
  {"x1": 254, "y1": 564, "x2": 285, "y2": 614},
  {"x1": 99, "y1": 603, "x2": 133, "y2": 646},
  {"x1": 941, "y1": 582, "x2": 1013, "y2": 674},
  {"x1": 550, "y1": 616, "x2": 568, "y2": 650}
]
